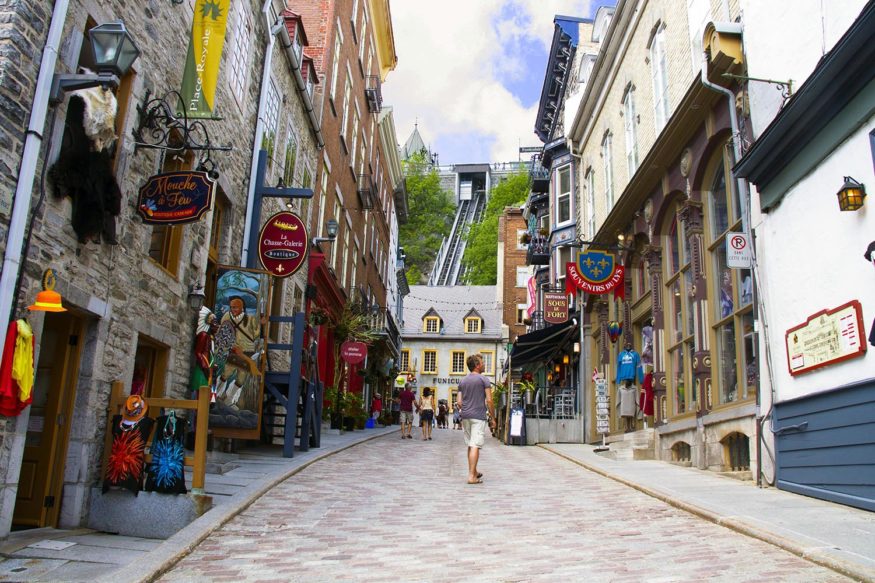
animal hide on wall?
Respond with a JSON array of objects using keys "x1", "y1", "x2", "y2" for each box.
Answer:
[
  {"x1": 70, "y1": 85, "x2": 118, "y2": 153},
  {"x1": 48, "y1": 95, "x2": 122, "y2": 244}
]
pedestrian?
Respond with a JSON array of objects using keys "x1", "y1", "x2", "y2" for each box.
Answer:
[
  {"x1": 457, "y1": 353, "x2": 495, "y2": 484},
  {"x1": 397, "y1": 383, "x2": 416, "y2": 439},
  {"x1": 417, "y1": 388, "x2": 435, "y2": 440},
  {"x1": 371, "y1": 392, "x2": 382, "y2": 422},
  {"x1": 436, "y1": 400, "x2": 448, "y2": 429},
  {"x1": 391, "y1": 389, "x2": 401, "y2": 425},
  {"x1": 452, "y1": 403, "x2": 462, "y2": 430}
]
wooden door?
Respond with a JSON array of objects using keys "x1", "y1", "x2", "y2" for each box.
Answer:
[{"x1": 14, "y1": 312, "x2": 84, "y2": 527}]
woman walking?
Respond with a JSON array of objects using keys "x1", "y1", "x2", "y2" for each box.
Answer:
[{"x1": 418, "y1": 387, "x2": 436, "y2": 440}]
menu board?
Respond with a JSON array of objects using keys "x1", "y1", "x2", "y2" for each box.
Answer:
[
  {"x1": 594, "y1": 376, "x2": 610, "y2": 434},
  {"x1": 785, "y1": 300, "x2": 866, "y2": 376}
]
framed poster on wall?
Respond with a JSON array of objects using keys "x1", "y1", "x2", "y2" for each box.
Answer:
[{"x1": 210, "y1": 266, "x2": 271, "y2": 439}]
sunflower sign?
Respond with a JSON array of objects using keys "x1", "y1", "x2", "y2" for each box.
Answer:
[{"x1": 566, "y1": 250, "x2": 625, "y2": 299}]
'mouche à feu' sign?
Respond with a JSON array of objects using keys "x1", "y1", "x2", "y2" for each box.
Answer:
[
  {"x1": 137, "y1": 171, "x2": 214, "y2": 225},
  {"x1": 257, "y1": 211, "x2": 308, "y2": 278}
]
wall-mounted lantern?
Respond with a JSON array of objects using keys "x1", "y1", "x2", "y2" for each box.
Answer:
[{"x1": 837, "y1": 176, "x2": 866, "y2": 211}]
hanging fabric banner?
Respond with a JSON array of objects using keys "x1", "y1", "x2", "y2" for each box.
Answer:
[
  {"x1": 178, "y1": 0, "x2": 231, "y2": 118},
  {"x1": 526, "y1": 276, "x2": 537, "y2": 317},
  {"x1": 566, "y1": 249, "x2": 625, "y2": 300}
]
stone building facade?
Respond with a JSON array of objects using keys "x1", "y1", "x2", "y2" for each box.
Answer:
[{"x1": 0, "y1": 0, "x2": 360, "y2": 535}]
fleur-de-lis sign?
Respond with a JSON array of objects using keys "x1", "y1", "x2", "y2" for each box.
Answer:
[{"x1": 201, "y1": 0, "x2": 222, "y2": 20}]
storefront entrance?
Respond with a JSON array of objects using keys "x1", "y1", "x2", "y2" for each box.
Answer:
[{"x1": 13, "y1": 311, "x2": 85, "y2": 528}]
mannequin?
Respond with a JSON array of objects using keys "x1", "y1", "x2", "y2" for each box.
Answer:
[{"x1": 616, "y1": 342, "x2": 643, "y2": 432}]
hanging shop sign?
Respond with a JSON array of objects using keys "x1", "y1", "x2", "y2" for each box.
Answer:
[
  {"x1": 785, "y1": 300, "x2": 866, "y2": 376},
  {"x1": 566, "y1": 250, "x2": 625, "y2": 299},
  {"x1": 543, "y1": 292, "x2": 568, "y2": 324},
  {"x1": 341, "y1": 341, "x2": 368, "y2": 365},
  {"x1": 257, "y1": 211, "x2": 308, "y2": 278},
  {"x1": 527, "y1": 276, "x2": 537, "y2": 317},
  {"x1": 178, "y1": 0, "x2": 231, "y2": 118},
  {"x1": 137, "y1": 171, "x2": 214, "y2": 225}
]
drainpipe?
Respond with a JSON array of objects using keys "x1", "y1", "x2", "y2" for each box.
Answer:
[
  {"x1": 700, "y1": 50, "x2": 765, "y2": 485},
  {"x1": 241, "y1": 1, "x2": 282, "y2": 266},
  {"x1": 276, "y1": 23, "x2": 324, "y2": 149},
  {"x1": 0, "y1": 0, "x2": 70, "y2": 330}
]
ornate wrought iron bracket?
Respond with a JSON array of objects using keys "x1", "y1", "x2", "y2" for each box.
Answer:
[
  {"x1": 722, "y1": 73, "x2": 793, "y2": 101},
  {"x1": 132, "y1": 90, "x2": 233, "y2": 157}
]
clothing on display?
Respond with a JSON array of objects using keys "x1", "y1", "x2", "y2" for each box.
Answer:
[
  {"x1": 103, "y1": 413, "x2": 155, "y2": 495},
  {"x1": 639, "y1": 372, "x2": 654, "y2": 416},
  {"x1": 616, "y1": 347, "x2": 643, "y2": 384},
  {"x1": 145, "y1": 413, "x2": 187, "y2": 494},
  {"x1": 618, "y1": 384, "x2": 638, "y2": 418},
  {"x1": 0, "y1": 319, "x2": 35, "y2": 417}
]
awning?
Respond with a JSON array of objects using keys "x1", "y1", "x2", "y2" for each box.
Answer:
[{"x1": 510, "y1": 318, "x2": 577, "y2": 367}]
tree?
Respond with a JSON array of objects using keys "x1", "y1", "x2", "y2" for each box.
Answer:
[
  {"x1": 399, "y1": 152, "x2": 455, "y2": 284},
  {"x1": 461, "y1": 170, "x2": 530, "y2": 285}
]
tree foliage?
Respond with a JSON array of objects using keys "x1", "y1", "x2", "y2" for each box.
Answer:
[
  {"x1": 461, "y1": 170, "x2": 530, "y2": 285},
  {"x1": 399, "y1": 152, "x2": 455, "y2": 284}
]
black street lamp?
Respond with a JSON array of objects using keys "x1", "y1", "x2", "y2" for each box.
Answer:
[{"x1": 50, "y1": 21, "x2": 140, "y2": 104}]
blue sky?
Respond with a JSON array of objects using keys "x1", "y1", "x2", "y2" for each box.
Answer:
[{"x1": 383, "y1": 1, "x2": 616, "y2": 165}]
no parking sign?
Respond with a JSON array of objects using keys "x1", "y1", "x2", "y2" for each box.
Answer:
[{"x1": 726, "y1": 232, "x2": 752, "y2": 268}]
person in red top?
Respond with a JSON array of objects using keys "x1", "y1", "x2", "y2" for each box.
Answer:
[
  {"x1": 371, "y1": 393, "x2": 383, "y2": 421},
  {"x1": 397, "y1": 383, "x2": 416, "y2": 439}
]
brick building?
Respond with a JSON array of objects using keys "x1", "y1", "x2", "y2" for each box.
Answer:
[{"x1": 498, "y1": 207, "x2": 529, "y2": 345}]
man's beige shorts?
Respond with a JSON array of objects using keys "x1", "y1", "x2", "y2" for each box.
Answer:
[
  {"x1": 400, "y1": 411, "x2": 414, "y2": 424},
  {"x1": 462, "y1": 419, "x2": 487, "y2": 448}
]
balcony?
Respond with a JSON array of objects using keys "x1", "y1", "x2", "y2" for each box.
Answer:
[
  {"x1": 364, "y1": 75, "x2": 382, "y2": 113},
  {"x1": 357, "y1": 173, "x2": 374, "y2": 209},
  {"x1": 530, "y1": 165, "x2": 550, "y2": 193},
  {"x1": 526, "y1": 235, "x2": 550, "y2": 265}
]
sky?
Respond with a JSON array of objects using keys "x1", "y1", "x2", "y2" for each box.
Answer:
[{"x1": 382, "y1": 1, "x2": 614, "y2": 166}]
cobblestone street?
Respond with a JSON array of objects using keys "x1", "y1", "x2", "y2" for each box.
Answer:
[{"x1": 159, "y1": 430, "x2": 852, "y2": 582}]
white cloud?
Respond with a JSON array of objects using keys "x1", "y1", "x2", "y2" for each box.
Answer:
[{"x1": 383, "y1": 1, "x2": 595, "y2": 164}]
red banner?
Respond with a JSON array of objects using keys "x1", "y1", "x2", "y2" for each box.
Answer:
[
  {"x1": 566, "y1": 262, "x2": 625, "y2": 299},
  {"x1": 526, "y1": 276, "x2": 537, "y2": 317}
]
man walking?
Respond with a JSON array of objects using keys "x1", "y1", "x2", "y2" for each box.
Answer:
[
  {"x1": 397, "y1": 382, "x2": 416, "y2": 439},
  {"x1": 456, "y1": 354, "x2": 495, "y2": 484}
]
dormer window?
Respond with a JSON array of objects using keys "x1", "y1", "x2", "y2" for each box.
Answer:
[
  {"x1": 424, "y1": 316, "x2": 440, "y2": 333},
  {"x1": 302, "y1": 56, "x2": 318, "y2": 99},
  {"x1": 283, "y1": 12, "x2": 308, "y2": 66},
  {"x1": 464, "y1": 310, "x2": 483, "y2": 334}
]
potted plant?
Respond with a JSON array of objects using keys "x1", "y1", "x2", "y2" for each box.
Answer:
[
  {"x1": 519, "y1": 232, "x2": 531, "y2": 245},
  {"x1": 492, "y1": 382, "x2": 508, "y2": 408},
  {"x1": 517, "y1": 380, "x2": 536, "y2": 405},
  {"x1": 343, "y1": 392, "x2": 364, "y2": 431}
]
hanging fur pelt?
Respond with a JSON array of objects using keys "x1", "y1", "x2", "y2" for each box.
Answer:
[
  {"x1": 70, "y1": 81, "x2": 118, "y2": 152},
  {"x1": 48, "y1": 95, "x2": 122, "y2": 244}
]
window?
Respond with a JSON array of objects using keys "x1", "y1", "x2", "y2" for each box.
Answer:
[
  {"x1": 230, "y1": 0, "x2": 252, "y2": 104},
  {"x1": 422, "y1": 350, "x2": 437, "y2": 374},
  {"x1": 451, "y1": 350, "x2": 466, "y2": 374},
  {"x1": 516, "y1": 266, "x2": 529, "y2": 288},
  {"x1": 585, "y1": 168, "x2": 595, "y2": 238},
  {"x1": 423, "y1": 316, "x2": 439, "y2": 333},
  {"x1": 340, "y1": 76, "x2": 352, "y2": 147},
  {"x1": 330, "y1": 21, "x2": 343, "y2": 102},
  {"x1": 516, "y1": 304, "x2": 528, "y2": 325},
  {"x1": 602, "y1": 132, "x2": 614, "y2": 209},
  {"x1": 358, "y1": 8, "x2": 369, "y2": 66},
  {"x1": 341, "y1": 220, "x2": 350, "y2": 287},
  {"x1": 400, "y1": 349, "x2": 411, "y2": 372},
  {"x1": 481, "y1": 351, "x2": 495, "y2": 375},
  {"x1": 148, "y1": 147, "x2": 190, "y2": 274},
  {"x1": 707, "y1": 155, "x2": 753, "y2": 405},
  {"x1": 465, "y1": 317, "x2": 481, "y2": 333},
  {"x1": 650, "y1": 24, "x2": 669, "y2": 132},
  {"x1": 293, "y1": 284, "x2": 304, "y2": 313},
  {"x1": 133, "y1": 335, "x2": 169, "y2": 398},
  {"x1": 623, "y1": 87, "x2": 638, "y2": 176},
  {"x1": 268, "y1": 277, "x2": 285, "y2": 342},
  {"x1": 556, "y1": 165, "x2": 571, "y2": 224},
  {"x1": 350, "y1": 105, "x2": 360, "y2": 169},
  {"x1": 331, "y1": 192, "x2": 342, "y2": 268},
  {"x1": 205, "y1": 190, "x2": 228, "y2": 304},
  {"x1": 263, "y1": 78, "x2": 281, "y2": 175},
  {"x1": 556, "y1": 245, "x2": 572, "y2": 288},
  {"x1": 283, "y1": 125, "x2": 298, "y2": 187},
  {"x1": 665, "y1": 206, "x2": 694, "y2": 415}
]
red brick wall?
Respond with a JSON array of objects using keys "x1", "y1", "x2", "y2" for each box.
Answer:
[{"x1": 501, "y1": 208, "x2": 529, "y2": 343}]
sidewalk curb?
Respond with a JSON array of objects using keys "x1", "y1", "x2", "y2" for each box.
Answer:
[
  {"x1": 103, "y1": 429, "x2": 398, "y2": 583},
  {"x1": 540, "y1": 444, "x2": 874, "y2": 583}
]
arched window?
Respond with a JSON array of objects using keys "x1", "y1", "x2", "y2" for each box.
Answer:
[
  {"x1": 707, "y1": 155, "x2": 755, "y2": 405},
  {"x1": 665, "y1": 206, "x2": 694, "y2": 415}
]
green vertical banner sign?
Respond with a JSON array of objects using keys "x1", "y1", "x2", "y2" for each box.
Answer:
[{"x1": 178, "y1": 0, "x2": 231, "y2": 118}]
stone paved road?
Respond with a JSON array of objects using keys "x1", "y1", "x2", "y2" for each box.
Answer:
[{"x1": 160, "y1": 429, "x2": 852, "y2": 583}]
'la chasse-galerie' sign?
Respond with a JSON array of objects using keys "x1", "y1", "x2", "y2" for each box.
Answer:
[
  {"x1": 258, "y1": 211, "x2": 308, "y2": 278},
  {"x1": 543, "y1": 292, "x2": 568, "y2": 324},
  {"x1": 137, "y1": 171, "x2": 214, "y2": 225}
]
